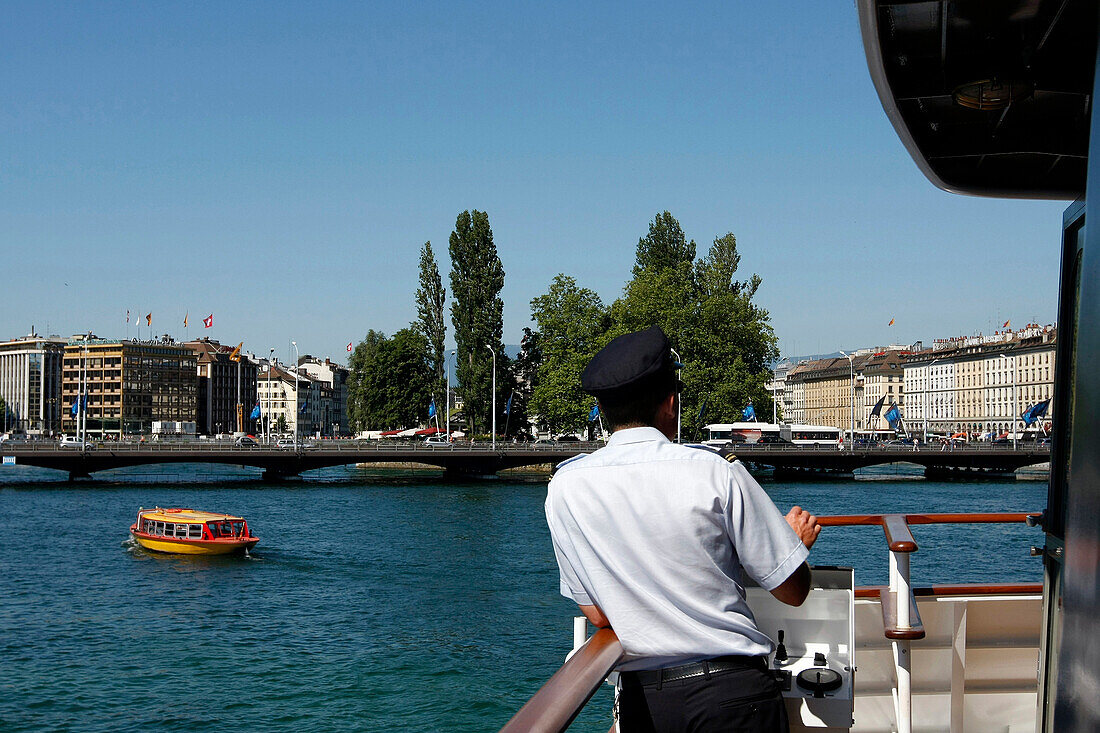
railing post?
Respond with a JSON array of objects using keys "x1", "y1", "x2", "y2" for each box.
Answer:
[{"x1": 573, "y1": 616, "x2": 587, "y2": 651}]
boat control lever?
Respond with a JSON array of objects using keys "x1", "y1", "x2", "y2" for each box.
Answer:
[{"x1": 774, "y1": 629, "x2": 788, "y2": 665}]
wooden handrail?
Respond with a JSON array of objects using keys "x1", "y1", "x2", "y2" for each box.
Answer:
[
  {"x1": 817, "y1": 512, "x2": 1034, "y2": 527},
  {"x1": 499, "y1": 627, "x2": 625, "y2": 733},
  {"x1": 883, "y1": 514, "x2": 918, "y2": 552}
]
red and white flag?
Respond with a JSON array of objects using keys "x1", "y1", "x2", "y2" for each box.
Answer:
[
  {"x1": 347, "y1": 342, "x2": 353, "y2": 352},
  {"x1": 203, "y1": 314, "x2": 214, "y2": 329}
]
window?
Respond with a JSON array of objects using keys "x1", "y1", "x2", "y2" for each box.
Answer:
[{"x1": 187, "y1": 524, "x2": 203, "y2": 539}]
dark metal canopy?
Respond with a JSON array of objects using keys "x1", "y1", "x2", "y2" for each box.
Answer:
[{"x1": 858, "y1": 0, "x2": 1096, "y2": 199}]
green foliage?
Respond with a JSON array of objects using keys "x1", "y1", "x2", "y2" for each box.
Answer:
[
  {"x1": 449, "y1": 210, "x2": 505, "y2": 435},
  {"x1": 274, "y1": 414, "x2": 288, "y2": 434},
  {"x1": 611, "y1": 218, "x2": 779, "y2": 440},
  {"x1": 633, "y1": 211, "x2": 696, "y2": 277},
  {"x1": 347, "y1": 330, "x2": 385, "y2": 432},
  {"x1": 347, "y1": 329, "x2": 434, "y2": 431},
  {"x1": 414, "y1": 241, "x2": 447, "y2": 398},
  {"x1": 529, "y1": 275, "x2": 611, "y2": 434}
]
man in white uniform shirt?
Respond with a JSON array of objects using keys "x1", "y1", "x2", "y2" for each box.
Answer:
[{"x1": 546, "y1": 326, "x2": 820, "y2": 732}]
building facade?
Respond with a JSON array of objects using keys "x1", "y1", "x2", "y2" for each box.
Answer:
[
  {"x1": 298, "y1": 355, "x2": 350, "y2": 436},
  {"x1": 185, "y1": 338, "x2": 258, "y2": 435},
  {"x1": 904, "y1": 325, "x2": 1056, "y2": 437},
  {"x1": 0, "y1": 332, "x2": 66, "y2": 435},
  {"x1": 62, "y1": 337, "x2": 198, "y2": 437},
  {"x1": 783, "y1": 347, "x2": 908, "y2": 434}
]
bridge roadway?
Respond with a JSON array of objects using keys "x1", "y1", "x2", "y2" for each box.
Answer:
[{"x1": 0, "y1": 440, "x2": 1050, "y2": 480}]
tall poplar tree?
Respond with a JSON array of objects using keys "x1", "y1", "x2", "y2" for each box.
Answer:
[
  {"x1": 448, "y1": 210, "x2": 505, "y2": 435},
  {"x1": 414, "y1": 241, "x2": 447, "y2": 399}
]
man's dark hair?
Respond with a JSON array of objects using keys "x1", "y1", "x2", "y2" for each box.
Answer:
[{"x1": 598, "y1": 372, "x2": 678, "y2": 430}]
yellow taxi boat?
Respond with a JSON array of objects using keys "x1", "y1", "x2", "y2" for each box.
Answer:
[{"x1": 130, "y1": 507, "x2": 259, "y2": 555}]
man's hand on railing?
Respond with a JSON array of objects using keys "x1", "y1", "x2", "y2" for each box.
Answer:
[{"x1": 786, "y1": 505, "x2": 821, "y2": 550}]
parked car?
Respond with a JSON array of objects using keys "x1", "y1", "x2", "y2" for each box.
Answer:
[
  {"x1": 424, "y1": 435, "x2": 450, "y2": 446},
  {"x1": 275, "y1": 438, "x2": 295, "y2": 449},
  {"x1": 235, "y1": 435, "x2": 259, "y2": 447},
  {"x1": 59, "y1": 435, "x2": 94, "y2": 450}
]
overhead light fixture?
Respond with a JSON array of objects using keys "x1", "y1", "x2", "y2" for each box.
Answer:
[{"x1": 953, "y1": 78, "x2": 1032, "y2": 110}]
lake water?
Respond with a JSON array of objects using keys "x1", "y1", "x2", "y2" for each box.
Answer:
[{"x1": 0, "y1": 463, "x2": 1046, "y2": 732}]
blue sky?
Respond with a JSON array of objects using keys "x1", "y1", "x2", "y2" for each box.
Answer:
[{"x1": 1, "y1": 1, "x2": 1067, "y2": 365}]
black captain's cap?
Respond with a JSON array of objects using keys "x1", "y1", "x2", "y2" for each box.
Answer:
[{"x1": 581, "y1": 326, "x2": 684, "y2": 397}]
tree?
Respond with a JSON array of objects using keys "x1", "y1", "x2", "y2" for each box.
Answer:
[
  {"x1": 274, "y1": 414, "x2": 288, "y2": 434},
  {"x1": 633, "y1": 210, "x2": 696, "y2": 277},
  {"x1": 611, "y1": 215, "x2": 778, "y2": 440},
  {"x1": 415, "y1": 241, "x2": 447, "y2": 399},
  {"x1": 449, "y1": 210, "x2": 505, "y2": 435},
  {"x1": 529, "y1": 275, "x2": 611, "y2": 434},
  {"x1": 347, "y1": 328, "x2": 434, "y2": 430},
  {"x1": 347, "y1": 330, "x2": 386, "y2": 432}
]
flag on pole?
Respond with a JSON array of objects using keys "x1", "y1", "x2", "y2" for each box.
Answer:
[
  {"x1": 888, "y1": 318, "x2": 895, "y2": 326},
  {"x1": 300, "y1": 400, "x2": 308, "y2": 414},
  {"x1": 588, "y1": 404, "x2": 600, "y2": 422},
  {"x1": 126, "y1": 310, "x2": 130, "y2": 324},
  {"x1": 697, "y1": 397, "x2": 709, "y2": 424},
  {"x1": 504, "y1": 393, "x2": 513, "y2": 416},
  {"x1": 184, "y1": 313, "x2": 189, "y2": 328},
  {"x1": 250, "y1": 403, "x2": 261, "y2": 420},
  {"x1": 347, "y1": 342, "x2": 353, "y2": 353},
  {"x1": 146, "y1": 313, "x2": 152, "y2": 326},
  {"x1": 203, "y1": 314, "x2": 213, "y2": 329},
  {"x1": 71, "y1": 400, "x2": 79, "y2": 416},
  {"x1": 1022, "y1": 399, "x2": 1051, "y2": 427},
  {"x1": 229, "y1": 342, "x2": 242, "y2": 362},
  {"x1": 742, "y1": 402, "x2": 756, "y2": 421},
  {"x1": 1003, "y1": 320, "x2": 1011, "y2": 328},
  {"x1": 885, "y1": 404, "x2": 901, "y2": 430},
  {"x1": 870, "y1": 394, "x2": 886, "y2": 418},
  {"x1": 428, "y1": 399, "x2": 437, "y2": 419}
]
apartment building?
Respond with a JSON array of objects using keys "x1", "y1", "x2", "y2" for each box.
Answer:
[
  {"x1": 185, "y1": 338, "x2": 259, "y2": 435},
  {"x1": 904, "y1": 325, "x2": 1056, "y2": 436},
  {"x1": 297, "y1": 355, "x2": 350, "y2": 436}
]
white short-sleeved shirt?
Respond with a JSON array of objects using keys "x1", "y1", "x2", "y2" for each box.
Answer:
[{"x1": 545, "y1": 427, "x2": 808, "y2": 671}]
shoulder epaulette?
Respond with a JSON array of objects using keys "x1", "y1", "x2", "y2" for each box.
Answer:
[
  {"x1": 554, "y1": 453, "x2": 588, "y2": 472},
  {"x1": 716, "y1": 444, "x2": 738, "y2": 463}
]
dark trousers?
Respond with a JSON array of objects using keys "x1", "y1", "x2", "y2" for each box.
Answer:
[{"x1": 618, "y1": 658, "x2": 789, "y2": 733}]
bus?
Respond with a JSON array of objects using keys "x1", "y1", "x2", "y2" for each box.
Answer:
[{"x1": 703, "y1": 422, "x2": 840, "y2": 447}]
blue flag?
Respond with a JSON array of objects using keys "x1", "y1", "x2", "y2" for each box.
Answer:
[
  {"x1": 300, "y1": 400, "x2": 308, "y2": 414},
  {"x1": 588, "y1": 404, "x2": 600, "y2": 422},
  {"x1": 1022, "y1": 399, "x2": 1050, "y2": 427},
  {"x1": 504, "y1": 393, "x2": 512, "y2": 416},
  {"x1": 250, "y1": 403, "x2": 261, "y2": 420},
  {"x1": 885, "y1": 404, "x2": 901, "y2": 429},
  {"x1": 427, "y1": 399, "x2": 436, "y2": 418},
  {"x1": 697, "y1": 397, "x2": 709, "y2": 424},
  {"x1": 742, "y1": 403, "x2": 756, "y2": 421},
  {"x1": 71, "y1": 400, "x2": 79, "y2": 416}
]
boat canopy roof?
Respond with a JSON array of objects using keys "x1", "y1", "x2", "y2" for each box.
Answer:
[
  {"x1": 857, "y1": 0, "x2": 1095, "y2": 199},
  {"x1": 139, "y1": 508, "x2": 244, "y2": 523}
]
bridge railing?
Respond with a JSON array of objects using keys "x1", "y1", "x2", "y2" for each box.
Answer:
[{"x1": 0, "y1": 439, "x2": 1047, "y2": 454}]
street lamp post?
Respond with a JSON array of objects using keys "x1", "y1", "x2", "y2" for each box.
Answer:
[
  {"x1": 487, "y1": 345, "x2": 497, "y2": 450},
  {"x1": 266, "y1": 348, "x2": 274, "y2": 444},
  {"x1": 670, "y1": 348, "x2": 682, "y2": 443},
  {"x1": 446, "y1": 350, "x2": 455, "y2": 441},
  {"x1": 291, "y1": 341, "x2": 300, "y2": 452},
  {"x1": 840, "y1": 351, "x2": 854, "y2": 452}
]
